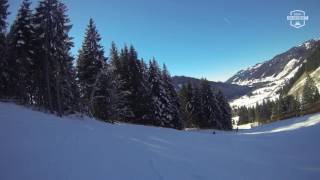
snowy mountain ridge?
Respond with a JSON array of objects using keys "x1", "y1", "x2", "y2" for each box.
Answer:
[
  {"x1": 227, "y1": 39, "x2": 318, "y2": 86},
  {"x1": 227, "y1": 39, "x2": 320, "y2": 108}
]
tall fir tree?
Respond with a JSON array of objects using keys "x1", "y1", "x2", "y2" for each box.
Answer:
[
  {"x1": 6, "y1": 0, "x2": 34, "y2": 103},
  {"x1": 161, "y1": 64, "x2": 182, "y2": 129},
  {"x1": 113, "y1": 45, "x2": 136, "y2": 122},
  {"x1": 0, "y1": 0, "x2": 9, "y2": 97},
  {"x1": 127, "y1": 46, "x2": 153, "y2": 124},
  {"x1": 199, "y1": 79, "x2": 222, "y2": 129},
  {"x1": 33, "y1": 0, "x2": 77, "y2": 115},
  {"x1": 216, "y1": 90, "x2": 232, "y2": 130},
  {"x1": 77, "y1": 19, "x2": 103, "y2": 102},
  {"x1": 108, "y1": 42, "x2": 134, "y2": 121},
  {"x1": 189, "y1": 85, "x2": 202, "y2": 128},
  {"x1": 148, "y1": 58, "x2": 167, "y2": 126},
  {"x1": 76, "y1": 19, "x2": 112, "y2": 120},
  {"x1": 178, "y1": 83, "x2": 194, "y2": 128},
  {"x1": 302, "y1": 74, "x2": 320, "y2": 109}
]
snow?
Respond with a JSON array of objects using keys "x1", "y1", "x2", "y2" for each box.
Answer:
[
  {"x1": 1, "y1": 102, "x2": 320, "y2": 180},
  {"x1": 245, "y1": 113, "x2": 320, "y2": 134},
  {"x1": 230, "y1": 59, "x2": 303, "y2": 108},
  {"x1": 304, "y1": 42, "x2": 311, "y2": 50},
  {"x1": 288, "y1": 66, "x2": 320, "y2": 97},
  {"x1": 17, "y1": 40, "x2": 25, "y2": 45}
]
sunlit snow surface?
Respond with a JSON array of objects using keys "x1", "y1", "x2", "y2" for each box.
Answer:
[
  {"x1": 230, "y1": 59, "x2": 302, "y2": 108},
  {"x1": 1, "y1": 102, "x2": 320, "y2": 180}
]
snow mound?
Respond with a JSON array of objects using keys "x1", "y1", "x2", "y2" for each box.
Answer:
[{"x1": 1, "y1": 102, "x2": 320, "y2": 180}]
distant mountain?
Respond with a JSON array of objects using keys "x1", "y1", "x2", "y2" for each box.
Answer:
[
  {"x1": 172, "y1": 76, "x2": 252, "y2": 100},
  {"x1": 227, "y1": 39, "x2": 320, "y2": 108},
  {"x1": 286, "y1": 42, "x2": 320, "y2": 98},
  {"x1": 227, "y1": 39, "x2": 318, "y2": 86}
]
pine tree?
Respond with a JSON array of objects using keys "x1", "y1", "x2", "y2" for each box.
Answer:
[
  {"x1": 0, "y1": 0, "x2": 9, "y2": 97},
  {"x1": 238, "y1": 106, "x2": 249, "y2": 125},
  {"x1": 148, "y1": 58, "x2": 167, "y2": 126},
  {"x1": 161, "y1": 64, "x2": 182, "y2": 129},
  {"x1": 108, "y1": 42, "x2": 134, "y2": 121},
  {"x1": 248, "y1": 107, "x2": 256, "y2": 123},
  {"x1": 286, "y1": 95, "x2": 300, "y2": 116},
  {"x1": 216, "y1": 90, "x2": 232, "y2": 130},
  {"x1": 33, "y1": 0, "x2": 77, "y2": 115},
  {"x1": 302, "y1": 74, "x2": 320, "y2": 109},
  {"x1": 6, "y1": 0, "x2": 34, "y2": 103},
  {"x1": 112, "y1": 45, "x2": 135, "y2": 122},
  {"x1": 76, "y1": 18, "x2": 112, "y2": 120},
  {"x1": 178, "y1": 83, "x2": 194, "y2": 128},
  {"x1": 77, "y1": 19, "x2": 103, "y2": 102},
  {"x1": 190, "y1": 85, "x2": 202, "y2": 128},
  {"x1": 199, "y1": 79, "x2": 222, "y2": 129},
  {"x1": 271, "y1": 101, "x2": 280, "y2": 120},
  {"x1": 127, "y1": 46, "x2": 153, "y2": 124}
]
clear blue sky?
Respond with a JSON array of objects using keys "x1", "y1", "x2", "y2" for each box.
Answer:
[{"x1": 7, "y1": 0, "x2": 320, "y2": 81}]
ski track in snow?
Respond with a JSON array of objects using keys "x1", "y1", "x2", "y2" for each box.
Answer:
[{"x1": 1, "y1": 102, "x2": 320, "y2": 180}]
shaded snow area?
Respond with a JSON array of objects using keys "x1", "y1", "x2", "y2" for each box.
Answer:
[
  {"x1": 230, "y1": 59, "x2": 302, "y2": 108},
  {"x1": 1, "y1": 102, "x2": 320, "y2": 180}
]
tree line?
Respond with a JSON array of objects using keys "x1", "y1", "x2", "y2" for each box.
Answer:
[
  {"x1": 179, "y1": 81, "x2": 232, "y2": 129},
  {"x1": 0, "y1": 0, "x2": 232, "y2": 130},
  {"x1": 237, "y1": 74, "x2": 320, "y2": 125}
]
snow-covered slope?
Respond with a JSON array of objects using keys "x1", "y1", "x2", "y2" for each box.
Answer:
[
  {"x1": 288, "y1": 66, "x2": 320, "y2": 97},
  {"x1": 1, "y1": 102, "x2": 320, "y2": 180},
  {"x1": 228, "y1": 39, "x2": 319, "y2": 108}
]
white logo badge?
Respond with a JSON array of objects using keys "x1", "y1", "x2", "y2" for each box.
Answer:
[{"x1": 287, "y1": 10, "x2": 309, "y2": 29}]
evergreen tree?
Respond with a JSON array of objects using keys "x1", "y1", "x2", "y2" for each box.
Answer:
[
  {"x1": 110, "y1": 44, "x2": 152, "y2": 123},
  {"x1": 148, "y1": 58, "x2": 167, "y2": 126},
  {"x1": 271, "y1": 101, "x2": 280, "y2": 120},
  {"x1": 108, "y1": 42, "x2": 134, "y2": 121},
  {"x1": 77, "y1": 19, "x2": 103, "y2": 102},
  {"x1": 238, "y1": 106, "x2": 249, "y2": 125},
  {"x1": 76, "y1": 19, "x2": 112, "y2": 120},
  {"x1": 162, "y1": 64, "x2": 182, "y2": 129},
  {"x1": 302, "y1": 74, "x2": 320, "y2": 109},
  {"x1": 127, "y1": 46, "x2": 153, "y2": 124},
  {"x1": 0, "y1": 0, "x2": 9, "y2": 97},
  {"x1": 190, "y1": 85, "x2": 202, "y2": 128},
  {"x1": 112, "y1": 45, "x2": 135, "y2": 122},
  {"x1": 216, "y1": 90, "x2": 232, "y2": 130},
  {"x1": 286, "y1": 95, "x2": 300, "y2": 116},
  {"x1": 33, "y1": 0, "x2": 77, "y2": 115},
  {"x1": 178, "y1": 83, "x2": 194, "y2": 128},
  {"x1": 90, "y1": 66, "x2": 113, "y2": 121},
  {"x1": 248, "y1": 107, "x2": 256, "y2": 123},
  {"x1": 199, "y1": 79, "x2": 222, "y2": 129},
  {"x1": 6, "y1": 0, "x2": 34, "y2": 103}
]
